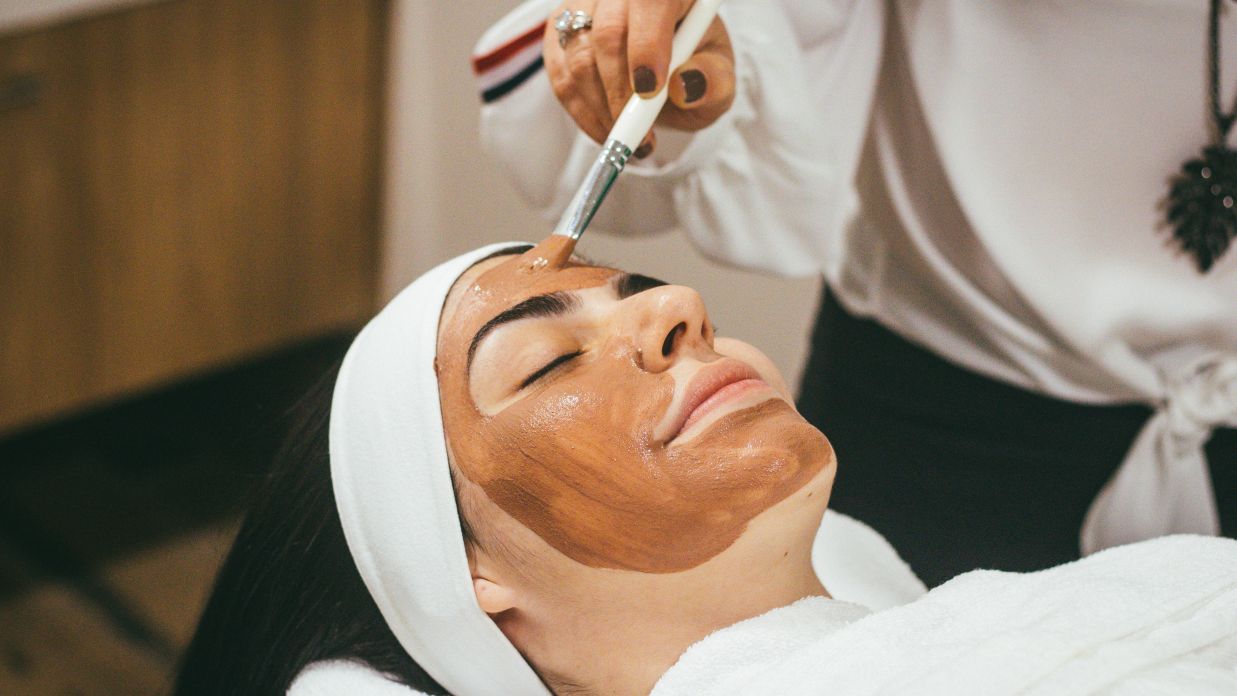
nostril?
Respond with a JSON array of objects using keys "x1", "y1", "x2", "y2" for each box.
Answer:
[{"x1": 662, "y1": 322, "x2": 687, "y2": 357}]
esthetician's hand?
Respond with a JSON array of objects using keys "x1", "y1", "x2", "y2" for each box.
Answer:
[{"x1": 544, "y1": 0, "x2": 735, "y2": 158}]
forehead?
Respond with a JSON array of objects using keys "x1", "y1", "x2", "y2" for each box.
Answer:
[{"x1": 439, "y1": 251, "x2": 620, "y2": 348}]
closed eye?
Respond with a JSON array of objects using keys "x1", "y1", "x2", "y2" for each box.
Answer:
[{"x1": 519, "y1": 351, "x2": 583, "y2": 390}]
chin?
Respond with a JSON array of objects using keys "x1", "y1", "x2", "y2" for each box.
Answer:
[
  {"x1": 779, "y1": 415, "x2": 836, "y2": 483},
  {"x1": 746, "y1": 404, "x2": 835, "y2": 489}
]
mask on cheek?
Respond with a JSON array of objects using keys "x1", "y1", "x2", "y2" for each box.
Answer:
[{"x1": 448, "y1": 354, "x2": 826, "y2": 574}]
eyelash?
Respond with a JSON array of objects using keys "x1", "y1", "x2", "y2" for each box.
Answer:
[{"x1": 519, "y1": 350, "x2": 583, "y2": 390}]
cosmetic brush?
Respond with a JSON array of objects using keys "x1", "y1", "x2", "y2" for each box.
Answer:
[{"x1": 551, "y1": 0, "x2": 723, "y2": 249}]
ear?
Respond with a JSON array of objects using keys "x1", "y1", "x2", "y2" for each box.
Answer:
[
  {"x1": 472, "y1": 575, "x2": 517, "y2": 615},
  {"x1": 469, "y1": 546, "x2": 519, "y2": 614}
]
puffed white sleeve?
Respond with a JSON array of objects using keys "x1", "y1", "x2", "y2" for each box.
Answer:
[{"x1": 475, "y1": 0, "x2": 884, "y2": 276}]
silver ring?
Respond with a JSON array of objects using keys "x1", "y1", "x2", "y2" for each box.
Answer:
[{"x1": 555, "y1": 9, "x2": 593, "y2": 48}]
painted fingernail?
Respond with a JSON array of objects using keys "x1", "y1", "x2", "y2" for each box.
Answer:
[
  {"x1": 681, "y1": 70, "x2": 706, "y2": 103},
  {"x1": 634, "y1": 142, "x2": 653, "y2": 159},
  {"x1": 633, "y1": 66, "x2": 656, "y2": 94}
]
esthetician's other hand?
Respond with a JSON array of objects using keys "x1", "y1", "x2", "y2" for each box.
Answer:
[{"x1": 544, "y1": 0, "x2": 735, "y2": 158}]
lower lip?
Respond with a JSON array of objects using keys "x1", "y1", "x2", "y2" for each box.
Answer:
[{"x1": 680, "y1": 378, "x2": 771, "y2": 436}]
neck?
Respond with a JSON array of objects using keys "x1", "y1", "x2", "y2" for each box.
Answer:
[
  {"x1": 642, "y1": 571, "x2": 827, "y2": 694},
  {"x1": 548, "y1": 548, "x2": 826, "y2": 696},
  {"x1": 533, "y1": 485, "x2": 831, "y2": 695}
]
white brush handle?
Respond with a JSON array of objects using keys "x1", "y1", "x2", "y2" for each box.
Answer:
[
  {"x1": 553, "y1": 0, "x2": 723, "y2": 239},
  {"x1": 607, "y1": 0, "x2": 723, "y2": 148}
]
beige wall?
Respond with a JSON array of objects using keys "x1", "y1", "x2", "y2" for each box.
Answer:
[{"x1": 383, "y1": 1, "x2": 820, "y2": 387}]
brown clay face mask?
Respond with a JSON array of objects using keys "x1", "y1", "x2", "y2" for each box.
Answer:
[{"x1": 437, "y1": 236, "x2": 829, "y2": 573}]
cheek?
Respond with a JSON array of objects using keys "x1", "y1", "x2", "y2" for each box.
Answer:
[
  {"x1": 490, "y1": 373, "x2": 669, "y2": 473},
  {"x1": 458, "y1": 363, "x2": 669, "y2": 487},
  {"x1": 715, "y1": 337, "x2": 793, "y2": 401}
]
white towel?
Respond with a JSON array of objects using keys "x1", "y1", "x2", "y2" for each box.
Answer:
[
  {"x1": 652, "y1": 535, "x2": 1237, "y2": 695},
  {"x1": 289, "y1": 660, "x2": 427, "y2": 696}
]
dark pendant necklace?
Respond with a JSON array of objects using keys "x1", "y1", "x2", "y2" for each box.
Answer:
[{"x1": 1165, "y1": 0, "x2": 1237, "y2": 272}]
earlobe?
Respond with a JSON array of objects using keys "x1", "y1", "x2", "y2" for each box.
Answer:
[{"x1": 473, "y1": 576, "x2": 517, "y2": 615}]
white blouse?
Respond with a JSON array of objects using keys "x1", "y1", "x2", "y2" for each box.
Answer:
[{"x1": 474, "y1": 1, "x2": 1237, "y2": 552}]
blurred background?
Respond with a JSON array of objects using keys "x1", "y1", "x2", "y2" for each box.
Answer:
[{"x1": 0, "y1": 0, "x2": 817, "y2": 692}]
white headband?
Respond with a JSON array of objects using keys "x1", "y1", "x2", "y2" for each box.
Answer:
[{"x1": 329, "y1": 242, "x2": 551, "y2": 695}]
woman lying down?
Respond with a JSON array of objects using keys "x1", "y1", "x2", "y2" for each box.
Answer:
[{"x1": 175, "y1": 238, "x2": 1237, "y2": 696}]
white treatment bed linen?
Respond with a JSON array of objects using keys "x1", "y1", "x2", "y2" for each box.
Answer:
[
  {"x1": 288, "y1": 511, "x2": 925, "y2": 694},
  {"x1": 652, "y1": 535, "x2": 1237, "y2": 695}
]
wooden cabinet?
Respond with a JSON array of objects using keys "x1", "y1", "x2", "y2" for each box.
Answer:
[{"x1": 0, "y1": 0, "x2": 387, "y2": 434}]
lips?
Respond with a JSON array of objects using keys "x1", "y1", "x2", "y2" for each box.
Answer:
[{"x1": 663, "y1": 358, "x2": 770, "y2": 443}]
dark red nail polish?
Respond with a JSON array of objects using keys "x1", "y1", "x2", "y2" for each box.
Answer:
[
  {"x1": 681, "y1": 69, "x2": 706, "y2": 103},
  {"x1": 634, "y1": 142, "x2": 653, "y2": 159},
  {"x1": 633, "y1": 66, "x2": 656, "y2": 94}
]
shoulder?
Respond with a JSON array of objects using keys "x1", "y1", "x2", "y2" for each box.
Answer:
[{"x1": 287, "y1": 660, "x2": 431, "y2": 696}]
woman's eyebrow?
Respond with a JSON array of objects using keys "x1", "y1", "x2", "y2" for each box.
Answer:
[
  {"x1": 467, "y1": 291, "x2": 581, "y2": 370},
  {"x1": 615, "y1": 272, "x2": 669, "y2": 299}
]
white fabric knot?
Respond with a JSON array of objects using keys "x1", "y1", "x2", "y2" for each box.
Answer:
[
  {"x1": 1081, "y1": 352, "x2": 1237, "y2": 555},
  {"x1": 1162, "y1": 356, "x2": 1237, "y2": 451}
]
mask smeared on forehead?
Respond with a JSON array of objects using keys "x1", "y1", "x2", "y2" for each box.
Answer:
[{"x1": 437, "y1": 236, "x2": 828, "y2": 573}]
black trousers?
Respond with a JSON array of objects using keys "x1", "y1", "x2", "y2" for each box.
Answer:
[{"x1": 797, "y1": 288, "x2": 1237, "y2": 587}]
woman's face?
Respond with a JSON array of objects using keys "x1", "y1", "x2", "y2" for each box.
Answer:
[{"x1": 437, "y1": 239, "x2": 833, "y2": 573}]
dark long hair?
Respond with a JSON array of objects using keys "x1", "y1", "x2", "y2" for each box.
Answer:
[{"x1": 173, "y1": 364, "x2": 447, "y2": 695}]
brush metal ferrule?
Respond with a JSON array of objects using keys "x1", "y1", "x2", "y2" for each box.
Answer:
[{"x1": 553, "y1": 138, "x2": 633, "y2": 240}]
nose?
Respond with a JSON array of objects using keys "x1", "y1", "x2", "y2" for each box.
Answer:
[{"x1": 622, "y1": 285, "x2": 713, "y2": 372}]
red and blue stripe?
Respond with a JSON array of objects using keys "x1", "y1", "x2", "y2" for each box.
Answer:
[{"x1": 473, "y1": 22, "x2": 546, "y2": 103}]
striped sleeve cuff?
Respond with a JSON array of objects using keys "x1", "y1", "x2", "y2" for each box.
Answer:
[
  {"x1": 473, "y1": 23, "x2": 544, "y2": 103},
  {"x1": 472, "y1": 2, "x2": 555, "y2": 104}
]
